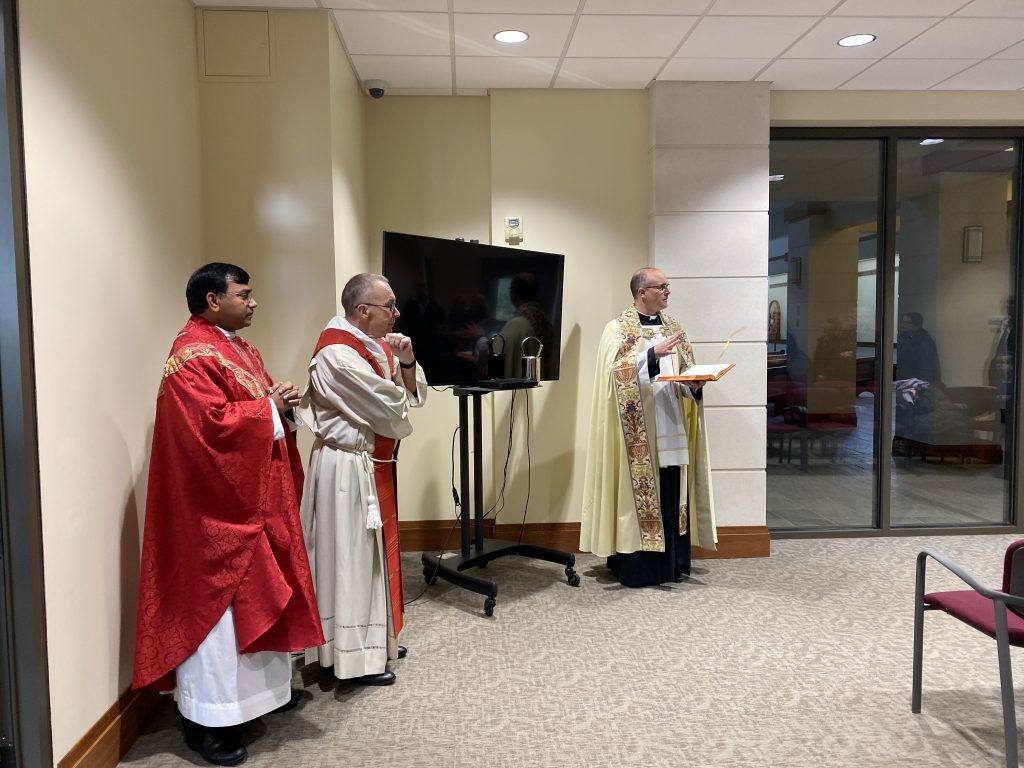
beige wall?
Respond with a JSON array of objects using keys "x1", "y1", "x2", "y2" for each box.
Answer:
[
  {"x1": 19, "y1": 0, "x2": 202, "y2": 759},
  {"x1": 199, "y1": 9, "x2": 338, "y2": 384},
  {"x1": 365, "y1": 96, "x2": 491, "y2": 520},
  {"x1": 772, "y1": 90, "x2": 1024, "y2": 126}
]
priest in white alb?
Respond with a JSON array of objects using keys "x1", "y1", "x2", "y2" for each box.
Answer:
[
  {"x1": 580, "y1": 267, "x2": 717, "y2": 587},
  {"x1": 298, "y1": 273, "x2": 427, "y2": 685}
]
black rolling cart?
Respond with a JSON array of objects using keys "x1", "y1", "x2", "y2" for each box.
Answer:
[{"x1": 421, "y1": 384, "x2": 579, "y2": 616}]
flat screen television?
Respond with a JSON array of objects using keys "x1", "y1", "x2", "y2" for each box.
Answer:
[{"x1": 382, "y1": 231, "x2": 564, "y2": 386}]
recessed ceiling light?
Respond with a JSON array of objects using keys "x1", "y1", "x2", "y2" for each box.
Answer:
[
  {"x1": 494, "y1": 30, "x2": 528, "y2": 44},
  {"x1": 919, "y1": 139, "x2": 944, "y2": 146},
  {"x1": 768, "y1": 174, "x2": 785, "y2": 182},
  {"x1": 838, "y1": 34, "x2": 876, "y2": 47}
]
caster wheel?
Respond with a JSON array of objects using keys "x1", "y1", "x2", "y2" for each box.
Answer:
[
  {"x1": 566, "y1": 567, "x2": 580, "y2": 587},
  {"x1": 484, "y1": 597, "x2": 496, "y2": 617},
  {"x1": 423, "y1": 566, "x2": 438, "y2": 586}
]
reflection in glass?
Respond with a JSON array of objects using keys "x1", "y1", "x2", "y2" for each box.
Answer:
[
  {"x1": 890, "y1": 138, "x2": 1018, "y2": 527},
  {"x1": 767, "y1": 140, "x2": 881, "y2": 530}
]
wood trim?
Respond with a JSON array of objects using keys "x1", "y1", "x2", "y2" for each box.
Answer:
[
  {"x1": 58, "y1": 687, "x2": 163, "y2": 768},
  {"x1": 401, "y1": 520, "x2": 770, "y2": 559}
]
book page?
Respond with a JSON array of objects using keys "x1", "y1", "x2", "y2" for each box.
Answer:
[{"x1": 656, "y1": 362, "x2": 734, "y2": 382}]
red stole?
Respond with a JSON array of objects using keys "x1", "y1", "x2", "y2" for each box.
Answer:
[
  {"x1": 312, "y1": 329, "x2": 405, "y2": 638},
  {"x1": 133, "y1": 316, "x2": 324, "y2": 691}
]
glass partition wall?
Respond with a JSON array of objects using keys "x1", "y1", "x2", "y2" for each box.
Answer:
[{"x1": 768, "y1": 130, "x2": 1022, "y2": 534}]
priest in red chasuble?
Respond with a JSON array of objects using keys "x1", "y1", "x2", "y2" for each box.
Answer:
[
  {"x1": 133, "y1": 263, "x2": 323, "y2": 766},
  {"x1": 580, "y1": 267, "x2": 718, "y2": 587},
  {"x1": 297, "y1": 273, "x2": 426, "y2": 687}
]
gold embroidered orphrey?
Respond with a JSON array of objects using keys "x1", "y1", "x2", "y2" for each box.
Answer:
[
  {"x1": 159, "y1": 343, "x2": 266, "y2": 400},
  {"x1": 611, "y1": 306, "x2": 696, "y2": 551}
]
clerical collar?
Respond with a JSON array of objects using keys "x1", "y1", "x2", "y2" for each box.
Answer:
[
  {"x1": 216, "y1": 326, "x2": 237, "y2": 340},
  {"x1": 637, "y1": 311, "x2": 661, "y2": 326}
]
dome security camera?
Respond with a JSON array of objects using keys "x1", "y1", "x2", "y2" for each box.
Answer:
[{"x1": 363, "y1": 79, "x2": 389, "y2": 99}]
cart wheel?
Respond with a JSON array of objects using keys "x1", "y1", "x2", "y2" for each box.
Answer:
[
  {"x1": 484, "y1": 597, "x2": 496, "y2": 617},
  {"x1": 423, "y1": 566, "x2": 438, "y2": 586},
  {"x1": 566, "y1": 567, "x2": 580, "y2": 587}
]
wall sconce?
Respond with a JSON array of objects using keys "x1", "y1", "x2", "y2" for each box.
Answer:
[{"x1": 963, "y1": 225, "x2": 983, "y2": 263}]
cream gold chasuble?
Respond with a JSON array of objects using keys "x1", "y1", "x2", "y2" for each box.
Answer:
[{"x1": 580, "y1": 306, "x2": 718, "y2": 556}]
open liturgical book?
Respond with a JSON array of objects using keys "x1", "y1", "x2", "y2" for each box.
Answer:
[{"x1": 657, "y1": 363, "x2": 735, "y2": 382}]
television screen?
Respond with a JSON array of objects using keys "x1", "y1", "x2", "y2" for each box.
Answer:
[{"x1": 382, "y1": 231, "x2": 564, "y2": 386}]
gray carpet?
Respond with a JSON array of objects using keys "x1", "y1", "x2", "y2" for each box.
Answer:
[{"x1": 121, "y1": 534, "x2": 1024, "y2": 767}]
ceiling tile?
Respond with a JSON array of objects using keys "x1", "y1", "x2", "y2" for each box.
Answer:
[
  {"x1": 454, "y1": 13, "x2": 573, "y2": 56},
  {"x1": 555, "y1": 58, "x2": 663, "y2": 88},
  {"x1": 890, "y1": 18, "x2": 1024, "y2": 58},
  {"x1": 659, "y1": 58, "x2": 769, "y2": 80},
  {"x1": 995, "y1": 39, "x2": 1024, "y2": 58},
  {"x1": 955, "y1": 0, "x2": 1024, "y2": 16},
  {"x1": 757, "y1": 58, "x2": 872, "y2": 88},
  {"x1": 931, "y1": 59, "x2": 1024, "y2": 89},
  {"x1": 840, "y1": 58, "x2": 979, "y2": 89},
  {"x1": 333, "y1": 10, "x2": 450, "y2": 55},
  {"x1": 783, "y1": 16, "x2": 939, "y2": 58},
  {"x1": 677, "y1": 16, "x2": 818, "y2": 58},
  {"x1": 710, "y1": 0, "x2": 838, "y2": 14},
  {"x1": 455, "y1": 56, "x2": 558, "y2": 88},
  {"x1": 322, "y1": 0, "x2": 446, "y2": 9},
  {"x1": 584, "y1": 0, "x2": 709, "y2": 13},
  {"x1": 454, "y1": 0, "x2": 579, "y2": 12},
  {"x1": 833, "y1": 0, "x2": 965, "y2": 15},
  {"x1": 349, "y1": 54, "x2": 452, "y2": 88},
  {"x1": 387, "y1": 88, "x2": 455, "y2": 95},
  {"x1": 567, "y1": 15, "x2": 698, "y2": 57}
]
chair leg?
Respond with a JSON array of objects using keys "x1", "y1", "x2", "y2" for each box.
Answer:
[
  {"x1": 912, "y1": 552, "x2": 926, "y2": 713},
  {"x1": 994, "y1": 602, "x2": 1018, "y2": 768}
]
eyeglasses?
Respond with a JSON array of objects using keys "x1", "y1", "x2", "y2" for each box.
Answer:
[
  {"x1": 221, "y1": 290, "x2": 255, "y2": 304},
  {"x1": 642, "y1": 283, "x2": 670, "y2": 292},
  {"x1": 362, "y1": 302, "x2": 398, "y2": 314}
]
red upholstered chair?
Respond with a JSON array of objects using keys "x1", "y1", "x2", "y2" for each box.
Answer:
[{"x1": 913, "y1": 540, "x2": 1024, "y2": 768}]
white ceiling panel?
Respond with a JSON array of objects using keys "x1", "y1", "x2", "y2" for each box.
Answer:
[
  {"x1": 323, "y1": 0, "x2": 446, "y2": 10},
  {"x1": 891, "y1": 18, "x2": 1024, "y2": 58},
  {"x1": 709, "y1": 0, "x2": 839, "y2": 14},
  {"x1": 659, "y1": 57, "x2": 769, "y2": 80},
  {"x1": 555, "y1": 58, "x2": 663, "y2": 88},
  {"x1": 584, "y1": 0, "x2": 710, "y2": 14},
  {"x1": 453, "y1": 0, "x2": 580, "y2": 12},
  {"x1": 349, "y1": 54, "x2": 452, "y2": 87},
  {"x1": 839, "y1": 58, "x2": 978, "y2": 89},
  {"x1": 783, "y1": 16, "x2": 939, "y2": 58},
  {"x1": 677, "y1": 16, "x2": 819, "y2": 58},
  {"x1": 931, "y1": 59, "x2": 1024, "y2": 89},
  {"x1": 455, "y1": 56, "x2": 558, "y2": 88},
  {"x1": 995, "y1": 39, "x2": 1024, "y2": 58},
  {"x1": 955, "y1": 0, "x2": 1024, "y2": 16},
  {"x1": 387, "y1": 88, "x2": 454, "y2": 95},
  {"x1": 832, "y1": 0, "x2": 966, "y2": 15},
  {"x1": 454, "y1": 13, "x2": 573, "y2": 56},
  {"x1": 757, "y1": 58, "x2": 872, "y2": 88},
  {"x1": 333, "y1": 10, "x2": 451, "y2": 55},
  {"x1": 567, "y1": 15, "x2": 698, "y2": 58}
]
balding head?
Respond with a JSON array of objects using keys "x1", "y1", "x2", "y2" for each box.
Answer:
[{"x1": 341, "y1": 273, "x2": 390, "y2": 317}]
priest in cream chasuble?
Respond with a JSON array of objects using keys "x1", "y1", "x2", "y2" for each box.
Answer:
[{"x1": 580, "y1": 268, "x2": 717, "y2": 587}]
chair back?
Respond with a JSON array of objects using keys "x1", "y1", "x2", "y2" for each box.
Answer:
[{"x1": 1002, "y1": 540, "x2": 1024, "y2": 616}]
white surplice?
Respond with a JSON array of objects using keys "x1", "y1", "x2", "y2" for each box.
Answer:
[{"x1": 297, "y1": 317, "x2": 427, "y2": 679}]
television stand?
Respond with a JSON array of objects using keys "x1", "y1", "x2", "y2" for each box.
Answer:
[{"x1": 421, "y1": 385, "x2": 579, "y2": 616}]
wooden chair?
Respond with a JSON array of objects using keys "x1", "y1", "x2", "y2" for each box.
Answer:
[{"x1": 913, "y1": 540, "x2": 1024, "y2": 767}]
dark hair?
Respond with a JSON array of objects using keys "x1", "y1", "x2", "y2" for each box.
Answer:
[
  {"x1": 510, "y1": 272, "x2": 539, "y2": 302},
  {"x1": 186, "y1": 262, "x2": 250, "y2": 314},
  {"x1": 902, "y1": 312, "x2": 923, "y2": 328}
]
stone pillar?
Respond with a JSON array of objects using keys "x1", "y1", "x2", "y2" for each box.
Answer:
[{"x1": 650, "y1": 81, "x2": 769, "y2": 535}]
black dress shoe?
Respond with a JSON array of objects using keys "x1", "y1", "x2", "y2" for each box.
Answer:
[
  {"x1": 268, "y1": 689, "x2": 302, "y2": 714},
  {"x1": 397, "y1": 645, "x2": 408, "y2": 659},
  {"x1": 181, "y1": 717, "x2": 247, "y2": 766},
  {"x1": 354, "y1": 670, "x2": 396, "y2": 686}
]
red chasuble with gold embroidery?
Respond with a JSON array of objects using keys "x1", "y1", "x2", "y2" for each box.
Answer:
[{"x1": 133, "y1": 316, "x2": 324, "y2": 691}]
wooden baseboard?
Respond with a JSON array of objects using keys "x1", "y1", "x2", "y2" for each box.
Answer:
[
  {"x1": 401, "y1": 520, "x2": 770, "y2": 559},
  {"x1": 58, "y1": 687, "x2": 163, "y2": 768}
]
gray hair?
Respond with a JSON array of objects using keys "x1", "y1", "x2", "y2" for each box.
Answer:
[
  {"x1": 630, "y1": 267, "x2": 659, "y2": 299},
  {"x1": 341, "y1": 273, "x2": 389, "y2": 315}
]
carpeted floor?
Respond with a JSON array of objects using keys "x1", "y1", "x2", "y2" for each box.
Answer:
[{"x1": 121, "y1": 534, "x2": 1024, "y2": 767}]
